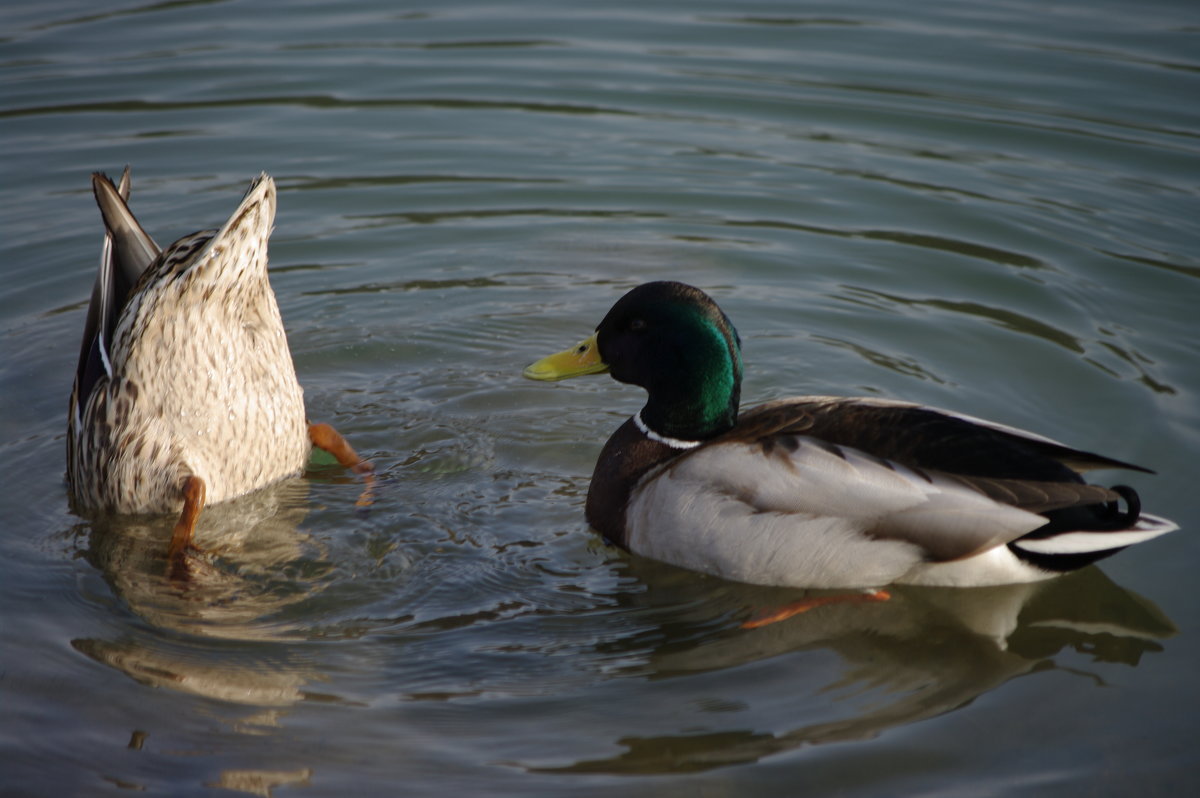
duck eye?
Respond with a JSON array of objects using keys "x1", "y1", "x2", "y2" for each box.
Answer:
[{"x1": 629, "y1": 318, "x2": 647, "y2": 332}]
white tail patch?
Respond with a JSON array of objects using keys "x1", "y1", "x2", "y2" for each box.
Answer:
[{"x1": 1013, "y1": 515, "x2": 1178, "y2": 555}]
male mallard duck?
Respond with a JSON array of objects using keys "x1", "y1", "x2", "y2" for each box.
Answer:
[
  {"x1": 68, "y1": 169, "x2": 371, "y2": 564},
  {"x1": 524, "y1": 281, "x2": 1177, "y2": 588}
]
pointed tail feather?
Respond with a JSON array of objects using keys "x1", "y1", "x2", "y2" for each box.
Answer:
[
  {"x1": 1013, "y1": 514, "x2": 1178, "y2": 556},
  {"x1": 75, "y1": 168, "x2": 152, "y2": 414},
  {"x1": 92, "y1": 170, "x2": 160, "y2": 290}
]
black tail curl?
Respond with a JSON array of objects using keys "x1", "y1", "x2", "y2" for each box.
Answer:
[
  {"x1": 1022, "y1": 484, "x2": 1143, "y2": 541},
  {"x1": 1011, "y1": 484, "x2": 1145, "y2": 573},
  {"x1": 1102, "y1": 484, "x2": 1141, "y2": 530}
]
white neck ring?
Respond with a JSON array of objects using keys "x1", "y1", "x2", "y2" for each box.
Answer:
[{"x1": 634, "y1": 411, "x2": 702, "y2": 450}]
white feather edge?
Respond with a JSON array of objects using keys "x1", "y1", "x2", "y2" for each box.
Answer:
[
  {"x1": 1012, "y1": 514, "x2": 1178, "y2": 554},
  {"x1": 73, "y1": 186, "x2": 122, "y2": 440},
  {"x1": 625, "y1": 436, "x2": 1053, "y2": 589}
]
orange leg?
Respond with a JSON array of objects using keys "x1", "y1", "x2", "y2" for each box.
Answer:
[
  {"x1": 167, "y1": 475, "x2": 206, "y2": 563},
  {"x1": 308, "y1": 422, "x2": 375, "y2": 506},
  {"x1": 741, "y1": 589, "x2": 891, "y2": 629}
]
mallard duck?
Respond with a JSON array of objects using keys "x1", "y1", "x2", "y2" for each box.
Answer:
[
  {"x1": 524, "y1": 281, "x2": 1177, "y2": 588},
  {"x1": 68, "y1": 168, "x2": 371, "y2": 564}
]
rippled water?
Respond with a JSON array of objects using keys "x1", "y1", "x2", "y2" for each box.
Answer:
[{"x1": 2, "y1": 1, "x2": 1198, "y2": 795}]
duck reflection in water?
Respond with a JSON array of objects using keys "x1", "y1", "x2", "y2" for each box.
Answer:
[
  {"x1": 71, "y1": 479, "x2": 341, "y2": 711},
  {"x1": 529, "y1": 562, "x2": 1174, "y2": 775}
]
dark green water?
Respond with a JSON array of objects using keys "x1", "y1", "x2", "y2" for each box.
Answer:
[{"x1": 2, "y1": 1, "x2": 1197, "y2": 795}]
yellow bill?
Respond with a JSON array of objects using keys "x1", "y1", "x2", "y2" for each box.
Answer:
[{"x1": 523, "y1": 332, "x2": 609, "y2": 381}]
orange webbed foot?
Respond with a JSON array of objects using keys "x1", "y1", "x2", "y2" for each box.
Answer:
[
  {"x1": 741, "y1": 589, "x2": 891, "y2": 629},
  {"x1": 166, "y1": 475, "x2": 206, "y2": 581},
  {"x1": 308, "y1": 422, "x2": 375, "y2": 506}
]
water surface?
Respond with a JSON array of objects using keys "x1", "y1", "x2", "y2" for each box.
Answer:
[{"x1": 2, "y1": 1, "x2": 1198, "y2": 795}]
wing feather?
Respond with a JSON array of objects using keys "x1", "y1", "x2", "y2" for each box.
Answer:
[
  {"x1": 732, "y1": 397, "x2": 1152, "y2": 477},
  {"x1": 625, "y1": 436, "x2": 1050, "y2": 588}
]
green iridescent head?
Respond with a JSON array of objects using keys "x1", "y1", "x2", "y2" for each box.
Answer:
[{"x1": 525, "y1": 281, "x2": 743, "y2": 441}]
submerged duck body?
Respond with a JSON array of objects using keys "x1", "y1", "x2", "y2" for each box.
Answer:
[
  {"x1": 525, "y1": 281, "x2": 1177, "y2": 589},
  {"x1": 69, "y1": 169, "x2": 368, "y2": 561}
]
